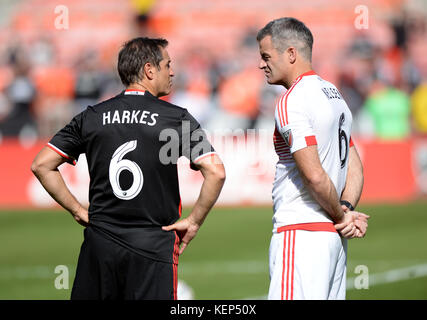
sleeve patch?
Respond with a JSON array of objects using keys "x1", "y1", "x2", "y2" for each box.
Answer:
[{"x1": 305, "y1": 135, "x2": 317, "y2": 146}]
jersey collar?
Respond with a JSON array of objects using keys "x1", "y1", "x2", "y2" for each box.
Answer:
[
  {"x1": 124, "y1": 89, "x2": 146, "y2": 95},
  {"x1": 292, "y1": 70, "x2": 317, "y2": 84}
]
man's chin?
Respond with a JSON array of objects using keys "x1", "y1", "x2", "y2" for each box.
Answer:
[
  {"x1": 157, "y1": 89, "x2": 171, "y2": 98},
  {"x1": 267, "y1": 78, "x2": 280, "y2": 85}
]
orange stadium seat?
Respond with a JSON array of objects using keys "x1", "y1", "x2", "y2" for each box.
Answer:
[
  {"x1": 32, "y1": 66, "x2": 75, "y2": 99},
  {"x1": 219, "y1": 68, "x2": 264, "y2": 119}
]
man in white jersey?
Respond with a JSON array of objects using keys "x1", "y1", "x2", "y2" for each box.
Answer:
[{"x1": 257, "y1": 17, "x2": 369, "y2": 300}]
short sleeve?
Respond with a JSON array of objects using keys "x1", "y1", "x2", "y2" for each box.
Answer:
[
  {"x1": 275, "y1": 93, "x2": 317, "y2": 154},
  {"x1": 48, "y1": 112, "x2": 85, "y2": 165},
  {"x1": 180, "y1": 110, "x2": 216, "y2": 170}
]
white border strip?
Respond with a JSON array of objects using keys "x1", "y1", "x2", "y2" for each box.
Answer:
[
  {"x1": 193, "y1": 152, "x2": 218, "y2": 163},
  {"x1": 47, "y1": 143, "x2": 76, "y2": 165},
  {"x1": 47, "y1": 143, "x2": 72, "y2": 159}
]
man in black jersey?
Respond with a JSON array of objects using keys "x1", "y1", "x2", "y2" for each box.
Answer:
[{"x1": 31, "y1": 37, "x2": 226, "y2": 300}]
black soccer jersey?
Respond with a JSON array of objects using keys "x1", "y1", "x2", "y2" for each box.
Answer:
[{"x1": 48, "y1": 89, "x2": 216, "y2": 263}]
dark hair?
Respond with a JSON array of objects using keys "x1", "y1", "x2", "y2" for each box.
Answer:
[
  {"x1": 257, "y1": 17, "x2": 313, "y2": 62},
  {"x1": 117, "y1": 37, "x2": 168, "y2": 86}
]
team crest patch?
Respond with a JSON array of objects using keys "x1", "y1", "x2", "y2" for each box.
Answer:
[{"x1": 281, "y1": 128, "x2": 293, "y2": 147}]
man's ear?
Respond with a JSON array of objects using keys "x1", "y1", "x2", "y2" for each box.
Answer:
[
  {"x1": 143, "y1": 62, "x2": 155, "y2": 80},
  {"x1": 287, "y1": 47, "x2": 297, "y2": 64}
]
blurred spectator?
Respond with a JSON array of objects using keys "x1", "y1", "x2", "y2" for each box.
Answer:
[
  {"x1": 0, "y1": 0, "x2": 425, "y2": 142},
  {"x1": 255, "y1": 84, "x2": 281, "y2": 131},
  {"x1": 32, "y1": 63, "x2": 75, "y2": 137},
  {"x1": 337, "y1": 32, "x2": 376, "y2": 120},
  {"x1": 209, "y1": 29, "x2": 264, "y2": 131},
  {"x1": 217, "y1": 67, "x2": 262, "y2": 130},
  {"x1": 170, "y1": 48, "x2": 214, "y2": 127},
  {"x1": 362, "y1": 78, "x2": 411, "y2": 140},
  {"x1": 73, "y1": 51, "x2": 102, "y2": 114},
  {"x1": 98, "y1": 62, "x2": 125, "y2": 102},
  {"x1": 131, "y1": 0, "x2": 156, "y2": 36},
  {"x1": 411, "y1": 82, "x2": 427, "y2": 135},
  {"x1": 31, "y1": 36, "x2": 55, "y2": 67},
  {"x1": 0, "y1": 46, "x2": 37, "y2": 140},
  {"x1": 380, "y1": 10, "x2": 422, "y2": 92}
]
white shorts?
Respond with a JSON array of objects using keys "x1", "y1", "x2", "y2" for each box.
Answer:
[{"x1": 268, "y1": 222, "x2": 347, "y2": 300}]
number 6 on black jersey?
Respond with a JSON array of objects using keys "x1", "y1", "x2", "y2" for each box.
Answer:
[{"x1": 109, "y1": 140, "x2": 144, "y2": 200}]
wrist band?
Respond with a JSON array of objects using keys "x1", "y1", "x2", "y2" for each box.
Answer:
[{"x1": 340, "y1": 200, "x2": 355, "y2": 211}]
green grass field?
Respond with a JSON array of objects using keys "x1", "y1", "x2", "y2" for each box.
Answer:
[{"x1": 1, "y1": 202, "x2": 427, "y2": 300}]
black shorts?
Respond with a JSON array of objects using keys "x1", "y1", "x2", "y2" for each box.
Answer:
[{"x1": 71, "y1": 226, "x2": 177, "y2": 300}]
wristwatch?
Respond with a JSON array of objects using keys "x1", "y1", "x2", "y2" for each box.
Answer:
[{"x1": 340, "y1": 200, "x2": 355, "y2": 211}]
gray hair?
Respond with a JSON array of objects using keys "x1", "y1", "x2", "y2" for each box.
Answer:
[{"x1": 257, "y1": 17, "x2": 314, "y2": 62}]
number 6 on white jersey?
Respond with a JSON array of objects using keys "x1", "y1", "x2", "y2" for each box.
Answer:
[{"x1": 109, "y1": 140, "x2": 143, "y2": 200}]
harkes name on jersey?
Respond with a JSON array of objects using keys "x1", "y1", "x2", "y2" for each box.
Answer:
[{"x1": 102, "y1": 109, "x2": 158, "y2": 126}]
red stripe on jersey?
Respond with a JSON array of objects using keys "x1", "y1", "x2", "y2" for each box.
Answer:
[
  {"x1": 125, "y1": 89, "x2": 146, "y2": 93},
  {"x1": 281, "y1": 231, "x2": 287, "y2": 300},
  {"x1": 305, "y1": 135, "x2": 317, "y2": 146},
  {"x1": 286, "y1": 230, "x2": 291, "y2": 300},
  {"x1": 277, "y1": 94, "x2": 286, "y2": 127},
  {"x1": 193, "y1": 152, "x2": 216, "y2": 164},
  {"x1": 172, "y1": 231, "x2": 180, "y2": 299},
  {"x1": 276, "y1": 149, "x2": 290, "y2": 154},
  {"x1": 349, "y1": 136, "x2": 354, "y2": 147},
  {"x1": 291, "y1": 230, "x2": 295, "y2": 300},
  {"x1": 274, "y1": 127, "x2": 293, "y2": 159},
  {"x1": 173, "y1": 264, "x2": 178, "y2": 300},
  {"x1": 280, "y1": 70, "x2": 316, "y2": 126},
  {"x1": 299, "y1": 70, "x2": 317, "y2": 77},
  {"x1": 283, "y1": 77, "x2": 303, "y2": 125},
  {"x1": 278, "y1": 222, "x2": 337, "y2": 233},
  {"x1": 275, "y1": 141, "x2": 289, "y2": 146}
]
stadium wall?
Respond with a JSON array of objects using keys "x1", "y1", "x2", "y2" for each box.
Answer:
[{"x1": 0, "y1": 136, "x2": 426, "y2": 208}]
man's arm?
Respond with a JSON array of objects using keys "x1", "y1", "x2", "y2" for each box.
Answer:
[
  {"x1": 339, "y1": 145, "x2": 369, "y2": 236},
  {"x1": 31, "y1": 146, "x2": 89, "y2": 226},
  {"x1": 340, "y1": 146, "x2": 364, "y2": 208},
  {"x1": 293, "y1": 145, "x2": 345, "y2": 223},
  {"x1": 162, "y1": 154, "x2": 225, "y2": 254},
  {"x1": 293, "y1": 145, "x2": 358, "y2": 238}
]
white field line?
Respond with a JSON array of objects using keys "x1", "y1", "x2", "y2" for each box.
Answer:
[
  {"x1": 346, "y1": 263, "x2": 427, "y2": 290},
  {"x1": 0, "y1": 261, "x2": 266, "y2": 280},
  {"x1": 0, "y1": 265, "x2": 76, "y2": 280}
]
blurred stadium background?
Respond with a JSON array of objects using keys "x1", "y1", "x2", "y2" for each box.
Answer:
[{"x1": 0, "y1": 0, "x2": 427, "y2": 300}]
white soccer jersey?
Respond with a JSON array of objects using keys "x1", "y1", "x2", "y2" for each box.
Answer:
[{"x1": 272, "y1": 70, "x2": 353, "y2": 230}]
